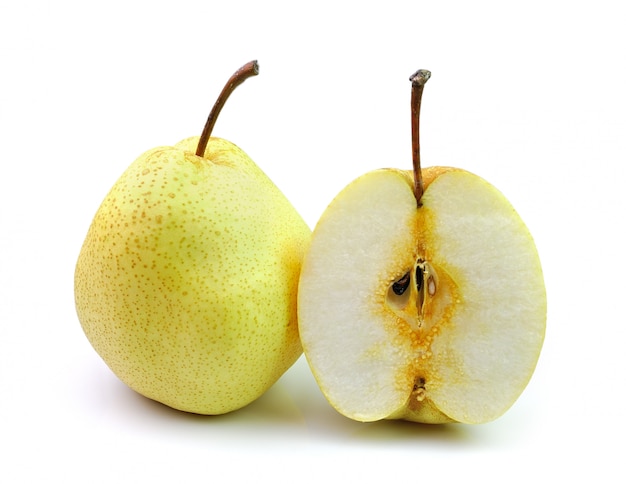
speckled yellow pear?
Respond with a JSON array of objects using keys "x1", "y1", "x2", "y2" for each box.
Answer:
[
  {"x1": 75, "y1": 61, "x2": 310, "y2": 414},
  {"x1": 298, "y1": 70, "x2": 546, "y2": 424}
]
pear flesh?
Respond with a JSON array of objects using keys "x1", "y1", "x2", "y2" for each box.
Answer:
[
  {"x1": 298, "y1": 168, "x2": 546, "y2": 424},
  {"x1": 75, "y1": 136, "x2": 310, "y2": 414}
]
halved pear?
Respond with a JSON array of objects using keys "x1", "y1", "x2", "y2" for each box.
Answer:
[{"x1": 297, "y1": 70, "x2": 546, "y2": 424}]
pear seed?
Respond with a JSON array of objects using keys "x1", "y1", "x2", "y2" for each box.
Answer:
[
  {"x1": 415, "y1": 264, "x2": 424, "y2": 292},
  {"x1": 428, "y1": 276, "x2": 436, "y2": 296},
  {"x1": 392, "y1": 272, "x2": 411, "y2": 296}
]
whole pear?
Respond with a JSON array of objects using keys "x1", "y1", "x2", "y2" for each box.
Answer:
[{"x1": 75, "y1": 61, "x2": 310, "y2": 414}]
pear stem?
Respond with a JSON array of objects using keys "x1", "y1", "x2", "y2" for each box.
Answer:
[
  {"x1": 409, "y1": 69, "x2": 431, "y2": 206},
  {"x1": 195, "y1": 60, "x2": 260, "y2": 157}
]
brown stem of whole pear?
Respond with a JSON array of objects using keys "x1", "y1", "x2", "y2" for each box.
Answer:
[
  {"x1": 196, "y1": 60, "x2": 260, "y2": 157},
  {"x1": 409, "y1": 69, "x2": 431, "y2": 206}
]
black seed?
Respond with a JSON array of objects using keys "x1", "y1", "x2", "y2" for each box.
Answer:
[
  {"x1": 392, "y1": 272, "x2": 410, "y2": 295},
  {"x1": 415, "y1": 265, "x2": 424, "y2": 292}
]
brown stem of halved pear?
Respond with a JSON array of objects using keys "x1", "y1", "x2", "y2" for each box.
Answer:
[
  {"x1": 409, "y1": 69, "x2": 431, "y2": 206},
  {"x1": 195, "y1": 60, "x2": 260, "y2": 157}
]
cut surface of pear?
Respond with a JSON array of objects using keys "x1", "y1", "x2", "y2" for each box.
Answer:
[
  {"x1": 75, "y1": 136, "x2": 310, "y2": 414},
  {"x1": 298, "y1": 167, "x2": 546, "y2": 424}
]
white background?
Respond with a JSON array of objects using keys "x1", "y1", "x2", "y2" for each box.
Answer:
[{"x1": 1, "y1": 1, "x2": 624, "y2": 482}]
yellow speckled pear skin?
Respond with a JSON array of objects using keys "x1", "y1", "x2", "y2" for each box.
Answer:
[{"x1": 75, "y1": 135, "x2": 310, "y2": 414}]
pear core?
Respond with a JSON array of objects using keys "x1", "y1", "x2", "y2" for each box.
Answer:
[{"x1": 298, "y1": 167, "x2": 546, "y2": 424}]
